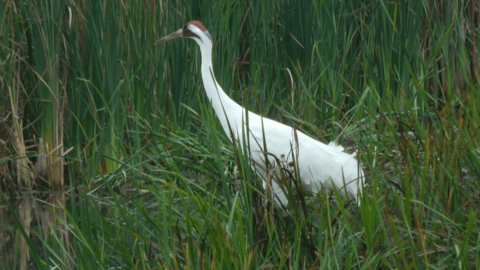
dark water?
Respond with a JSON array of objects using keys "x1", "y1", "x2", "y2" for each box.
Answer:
[{"x1": 0, "y1": 191, "x2": 72, "y2": 270}]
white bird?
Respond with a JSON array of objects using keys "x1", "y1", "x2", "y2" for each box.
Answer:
[{"x1": 155, "y1": 21, "x2": 364, "y2": 205}]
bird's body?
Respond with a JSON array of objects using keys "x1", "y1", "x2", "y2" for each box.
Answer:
[{"x1": 156, "y1": 21, "x2": 364, "y2": 205}]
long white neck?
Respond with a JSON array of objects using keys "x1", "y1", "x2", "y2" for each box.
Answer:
[{"x1": 196, "y1": 39, "x2": 245, "y2": 139}]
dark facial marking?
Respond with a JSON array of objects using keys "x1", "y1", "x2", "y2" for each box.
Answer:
[{"x1": 182, "y1": 25, "x2": 201, "y2": 40}]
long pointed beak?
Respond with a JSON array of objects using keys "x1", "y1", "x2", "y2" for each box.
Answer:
[{"x1": 154, "y1": 29, "x2": 183, "y2": 45}]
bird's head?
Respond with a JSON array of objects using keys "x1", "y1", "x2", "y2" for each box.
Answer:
[{"x1": 155, "y1": 21, "x2": 213, "y2": 46}]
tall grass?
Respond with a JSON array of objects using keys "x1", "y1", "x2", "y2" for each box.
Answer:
[{"x1": 0, "y1": 0, "x2": 479, "y2": 269}]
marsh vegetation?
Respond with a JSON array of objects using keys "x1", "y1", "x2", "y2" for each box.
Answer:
[{"x1": 1, "y1": 0, "x2": 479, "y2": 269}]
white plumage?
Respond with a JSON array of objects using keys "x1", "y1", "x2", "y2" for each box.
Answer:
[{"x1": 155, "y1": 21, "x2": 364, "y2": 205}]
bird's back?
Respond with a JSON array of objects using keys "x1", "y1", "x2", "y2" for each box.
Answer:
[{"x1": 234, "y1": 110, "x2": 363, "y2": 204}]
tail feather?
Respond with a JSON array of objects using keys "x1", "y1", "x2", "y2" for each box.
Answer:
[{"x1": 328, "y1": 141, "x2": 357, "y2": 158}]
